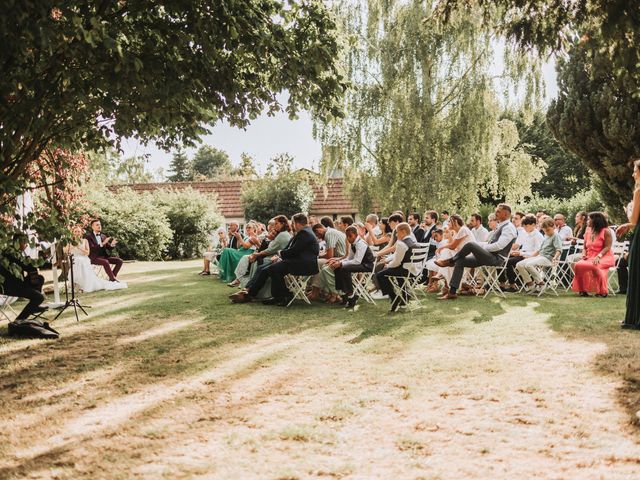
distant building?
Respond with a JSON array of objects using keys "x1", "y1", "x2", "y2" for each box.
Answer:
[{"x1": 110, "y1": 176, "x2": 360, "y2": 225}]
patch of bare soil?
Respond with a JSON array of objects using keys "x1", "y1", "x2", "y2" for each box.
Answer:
[{"x1": 1, "y1": 303, "x2": 639, "y2": 479}]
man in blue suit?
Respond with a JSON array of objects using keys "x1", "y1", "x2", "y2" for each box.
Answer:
[{"x1": 232, "y1": 213, "x2": 319, "y2": 306}]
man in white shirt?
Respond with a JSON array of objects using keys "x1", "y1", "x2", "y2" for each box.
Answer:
[
  {"x1": 513, "y1": 211, "x2": 525, "y2": 235},
  {"x1": 365, "y1": 213, "x2": 382, "y2": 237},
  {"x1": 469, "y1": 213, "x2": 489, "y2": 243},
  {"x1": 500, "y1": 215, "x2": 544, "y2": 291},
  {"x1": 436, "y1": 204, "x2": 518, "y2": 300},
  {"x1": 331, "y1": 226, "x2": 375, "y2": 309},
  {"x1": 376, "y1": 223, "x2": 420, "y2": 312},
  {"x1": 553, "y1": 214, "x2": 573, "y2": 241}
]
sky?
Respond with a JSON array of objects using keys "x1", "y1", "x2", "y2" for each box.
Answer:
[{"x1": 120, "y1": 60, "x2": 558, "y2": 178}]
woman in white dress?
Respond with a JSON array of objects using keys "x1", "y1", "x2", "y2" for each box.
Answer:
[
  {"x1": 436, "y1": 214, "x2": 473, "y2": 296},
  {"x1": 65, "y1": 226, "x2": 128, "y2": 293}
]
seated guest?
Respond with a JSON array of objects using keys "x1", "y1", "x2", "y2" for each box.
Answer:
[
  {"x1": 224, "y1": 221, "x2": 241, "y2": 249},
  {"x1": 441, "y1": 211, "x2": 450, "y2": 228},
  {"x1": 365, "y1": 214, "x2": 382, "y2": 236},
  {"x1": 376, "y1": 223, "x2": 420, "y2": 312},
  {"x1": 335, "y1": 216, "x2": 354, "y2": 233},
  {"x1": 486, "y1": 213, "x2": 498, "y2": 242},
  {"x1": 232, "y1": 213, "x2": 319, "y2": 306},
  {"x1": 568, "y1": 211, "x2": 588, "y2": 242},
  {"x1": 423, "y1": 228, "x2": 446, "y2": 289},
  {"x1": 433, "y1": 215, "x2": 473, "y2": 296},
  {"x1": 469, "y1": 213, "x2": 489, "y2": 243},
  {"x1": 201, "y1": 227, "x2": 227, "y2": 275},
  {"x1": 553, "y1": 214, "x2": 573, "y2": 241},
  {"x1": 375, "y1": 214, "x2": 405, "y2": 258},
  {"x1": 366, "y1": 216, "x2": 391, "y2": 246},
  {"x1": 408, "y1": 213, "x2": 425, "y2": 243},
  {"x1": 233, "y1": 216, "x2": 292, "y2": 294},
  {"x1": 85, "y1": 219, "x2": 123, "y2": 282},
  {"x1": 421, "y1": 210, "x2": 439, "y2": 259},
  {"x1": 218, "y1": 221, "x2": 261, "y2": 283},
  {"x1": 513, "y1": 211, "x2": 525, "y2": 234},
  {"x1": 0, "y1": 242, "x2": 48, "y2": 321},
  {"x1": 500, "y1": 215, "x2": 543, "y2": 292},
  {"x1": 233, "y1": 219, "x2": 275, "y2": 286},
  {"x1": 435, "y1": 204, "x2": 517, "y2": 300},
  {"x1": 515, "y1": 218, "x2": 562, "y2": 293},
  {"x1": 330, "y1": 225, "x2": 375, "y2": 309},
  {"x1": 309, "y1": 222, "x2": 347, "y2": 302},
  {"x1": 572, "y1": 212, "x2": 615, "y2": 297}
]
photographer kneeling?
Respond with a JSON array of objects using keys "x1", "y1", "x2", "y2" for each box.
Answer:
[{"x1": 1, "y1": 242, "x2": 58, "y2": 338}]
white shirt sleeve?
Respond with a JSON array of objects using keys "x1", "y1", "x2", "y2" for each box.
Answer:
[
  {"x1": 387, "y1": 241, "x2": 407, "y2": 268},
  {"x1": 558, "y1": 225, "x2": 573, "y2": 241},
  {"x1": 342, "y1": 240, "x2": 367, "y2": 267}
]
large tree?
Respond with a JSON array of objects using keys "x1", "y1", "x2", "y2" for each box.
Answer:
[
  {"x1": 317, "y1": 0, "x2": 545, "y2": 214},
  {"x1": 167, "y1": 151, "x2": 193, "y2": 183},
  {"x1": 504, "y1": 110, "x2": 592, "y2": 199},
  {"x1": 547, "y1": 37, "x2": 640, "y2": 214},
  {"x1": 1, "y1": 1, "x2": 345, "y2": 262},
  {"x1": 192, "y1": 146, "x2": 232, "y2": 179}
]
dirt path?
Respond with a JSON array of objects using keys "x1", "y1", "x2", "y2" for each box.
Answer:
[{"x1": 1, "y1": 301, "x2": 639, "y2": 479}]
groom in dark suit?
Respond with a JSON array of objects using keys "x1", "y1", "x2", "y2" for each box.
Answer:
[
  {"x1": 231, "y1": 213, "x2": 319, "y2": 306},
  {"x1": 85, "y1": 219, "x2": 123, "y2": 281}
]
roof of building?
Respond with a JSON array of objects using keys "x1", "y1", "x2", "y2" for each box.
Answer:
[{"x1": 110, "y1": 177, "x2": 358, "y2": 218}]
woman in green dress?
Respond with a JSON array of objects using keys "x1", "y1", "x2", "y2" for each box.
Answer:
[
  {"x1": 618, "y1": 159, "x2": 640, "y2": 329},
  {"x1": 218, "y1": 221, "x2": 261, "y2": 283}
]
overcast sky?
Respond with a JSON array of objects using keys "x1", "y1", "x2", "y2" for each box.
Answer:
[{"x1": 121, "y1": 58, "x2": 558, "y2": 178}]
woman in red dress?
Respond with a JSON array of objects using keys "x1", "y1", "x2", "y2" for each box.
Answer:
[{"x1": 572, "y1": 212, "x2": 615, "y2": 297}]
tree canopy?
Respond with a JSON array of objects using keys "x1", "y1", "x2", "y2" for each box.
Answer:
[
  {"x1": 317, "y1": 0, "x2": 545, "y2": 215},
  {"x1": 192, "y1": 146, "x2": 232, "y2": 180}
]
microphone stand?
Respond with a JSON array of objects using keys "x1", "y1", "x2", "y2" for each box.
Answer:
[{"x1": 54, "y1": 253, "x2": 90, "y2": 322}]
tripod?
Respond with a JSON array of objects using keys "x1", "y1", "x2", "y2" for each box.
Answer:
[{"x1": 54, "y1": 254, "x2": 90, "y2": 322}]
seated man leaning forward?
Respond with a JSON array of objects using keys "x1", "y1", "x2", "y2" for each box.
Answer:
[
  {"x1": 85, "y1": 219, "x2": 123, "y2": 282},
  {"x1": 435, "y1": 203, "x2": 517, "y2": 300},
  {"x1": 330, "y1": 225, "x2": 375, "y2": 309},
  {"x1": 232, "y1": 213, "x2": 319, "y2": 306}
]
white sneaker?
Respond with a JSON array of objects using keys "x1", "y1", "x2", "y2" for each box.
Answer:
[{"x1": 370, "y1": 290, "x2": 388, "y2": 300}]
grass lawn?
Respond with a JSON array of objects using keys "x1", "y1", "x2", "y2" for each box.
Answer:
[{"x1": 1, "y1": 260, "x2": 639, "y2": 479}]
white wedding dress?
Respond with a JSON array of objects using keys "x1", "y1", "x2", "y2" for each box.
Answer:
[{"x1": 70, "y1": 244, "x2": 128, "y2": 293}]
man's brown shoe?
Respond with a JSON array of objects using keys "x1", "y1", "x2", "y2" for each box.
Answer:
[
  {"x1": 231, "y1": 291, "x2": 251, "y2": 303},
  {"x1": 437, "y1": 293, "x2": 458, "y2": 300}
]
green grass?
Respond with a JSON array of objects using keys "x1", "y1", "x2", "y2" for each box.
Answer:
[{"x1": 0, "y1": 260, "x2": 639, "y2": 479}]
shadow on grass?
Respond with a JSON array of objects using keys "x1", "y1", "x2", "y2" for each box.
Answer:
[{"x1": 533, "y1": 293, "x2": 640, "y2": 432}]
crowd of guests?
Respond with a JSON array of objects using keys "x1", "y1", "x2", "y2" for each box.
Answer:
[{"x1": 203, "y1": 204, "x2": 631, "y2": 312}]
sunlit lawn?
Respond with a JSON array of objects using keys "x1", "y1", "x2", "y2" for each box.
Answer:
[{"x1": 0, "y1": 260, "x2": 639, "y2": 478}]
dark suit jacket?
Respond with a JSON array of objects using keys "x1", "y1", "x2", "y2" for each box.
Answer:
[
  {"x1": 85, "y1": 233, "x2": 114, "y2": 260},
  {"x1": 412, "y1": 226, "x2": 425, "y2": 243},
  {"x1": 279, "y1": 226, "x2": 319, "y2": 275}
]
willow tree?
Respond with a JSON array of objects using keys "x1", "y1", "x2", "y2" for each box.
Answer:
[{"x1": 317, "y1": 0, "x2": 545, "y2": 214}]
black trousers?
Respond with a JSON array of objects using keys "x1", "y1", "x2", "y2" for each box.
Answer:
[
  {"x1": 2, "y1": 275, "x2": 45, "y2": 320},
  {"x1": 335, "y1": 264, "x2": 371, "y2": 296},
  {"x1": 376, "y1": 266, "x2": 408, "y2": 302},
  {"x1": 618, "y1": 256, "x2": 629, "y2": 292},
  {"x1": 499, "y1": 256, "x2": 524, "y2": 284},
  {"x1": 246, "y1": 263, "x2": 269, "y2": 290},
  {"x1": 247, "y1": 261, "x2": 306, "y2": 300},
  {"x1": 450, "y1": 243, "x2": 502, "y2": 290}
]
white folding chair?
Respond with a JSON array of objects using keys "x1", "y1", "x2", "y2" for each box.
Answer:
[
  {"x1": 284, "y1": 274, "x2": 312, "y2": 307},
  {"x1": 608, "y1": 241, "x2": 629, "y2": 295},
  {"x1": 352, "y1": 253, "x2": 379, "y2": 304},
  {"x1": 554, "y1": 241, "x2": 575, "y2": 290},
  {"x1": 477, "y1": 254, "x2": 510, "y2": 299},
  {"x1": 388, "y1": 245, "x2": 430, "y2": 304},
  {"x1": 0, "y1": 286, "x2": 18, "y2": 322},
  {"x1": 534, "y1": 261, "x2": 561, "y2": 297}
]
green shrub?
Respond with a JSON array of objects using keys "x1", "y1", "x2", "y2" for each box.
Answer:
[
  {"x1": 152, "y1": 188, "x2": 223, "y2": 259},
  {"x1": 515, "y1": 189, "x2": 603, "y2": 223},
  {"x1": 242, "y1": 175, "x2": 315, "y2": 224},
  {"x1": 85, "y1": 187, "x2": 173, "y2": 260}
]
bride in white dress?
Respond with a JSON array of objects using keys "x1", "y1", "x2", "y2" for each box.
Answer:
[{"x1": 66, "y1": 226, "x2": 128, "y2": 293}]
